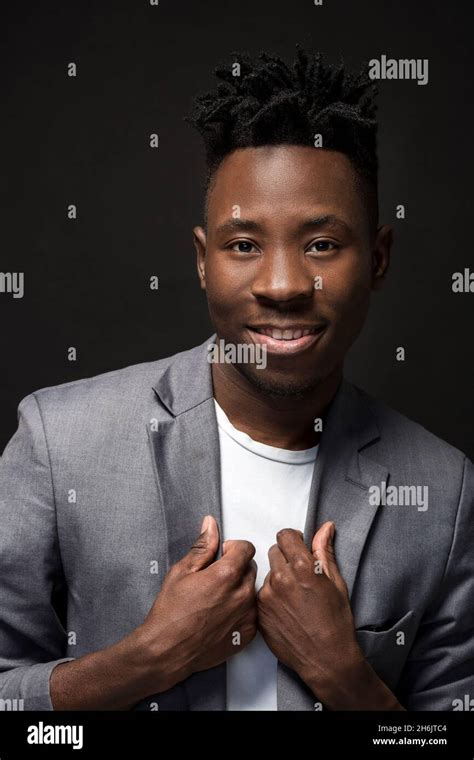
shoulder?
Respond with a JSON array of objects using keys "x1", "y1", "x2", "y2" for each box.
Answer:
[
  {"x1": 18, "y1": 340, "x2": 208, "y2": 422},
  {"x1": 354, "y1": 382, "x2": 471, "y2": 492}
]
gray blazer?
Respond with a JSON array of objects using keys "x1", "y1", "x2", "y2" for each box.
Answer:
[{"x1": 0, "y1": 336, "x2": 473, "y2": 710}]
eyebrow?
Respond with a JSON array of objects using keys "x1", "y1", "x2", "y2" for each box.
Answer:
[{"x1": 214, "y1": 215, "x2": 351, "y2": 236}]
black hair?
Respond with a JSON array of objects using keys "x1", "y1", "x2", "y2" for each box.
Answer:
[{"x1": 187, "y1": 45, "x2": 379, "y2": 233}]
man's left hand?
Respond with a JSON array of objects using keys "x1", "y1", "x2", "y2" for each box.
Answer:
[{"x1": 256, "y1": 523, "x2": 404, "y2": 710}]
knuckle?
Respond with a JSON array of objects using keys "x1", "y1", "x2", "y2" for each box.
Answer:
[
  {"x1": 272, "y1": 570, "x2": 286, "y2": 586},
  {"x1": 217, "y1": 562, "x2": 239, "y2": 584},
  {"x1": 293, "y1": 557, "x2": 310, "y2": 573}
]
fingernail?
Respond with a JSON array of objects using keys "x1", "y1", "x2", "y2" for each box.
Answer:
[{"x1": 201, "y1": 515, "x2": 210, "y2": 534}]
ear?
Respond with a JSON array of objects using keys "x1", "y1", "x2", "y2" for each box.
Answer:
[
  {"x1": 371, "y1": 224, "x2": 393, "y2": 291},
  {"x1": 193, "y1": 226, "x2": 207, "y2": 290}
]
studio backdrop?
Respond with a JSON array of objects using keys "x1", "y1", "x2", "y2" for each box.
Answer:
[{"x1": 1, "y1": 0, "x2": 472, "y2": 457}]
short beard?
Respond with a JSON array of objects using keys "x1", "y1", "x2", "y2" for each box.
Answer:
[{"x1": 235, "y1": 362, "x2": 325, "y2": 399}]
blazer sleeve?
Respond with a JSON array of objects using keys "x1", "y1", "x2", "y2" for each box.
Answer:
[
  {"x1": 0, "y1": 393, "x2": 75, "y2": 710},
  {"x1": 397, "y1": 455, "x2": 474, "y2": 710}
]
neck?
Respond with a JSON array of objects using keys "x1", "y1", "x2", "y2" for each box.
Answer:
[{"x1": 211, "y1": 362, "x2": 343, "y2": 450}]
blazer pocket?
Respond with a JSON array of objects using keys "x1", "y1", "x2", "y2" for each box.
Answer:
[{"x1": 355, "y1": 610, "x2": 416, "y2": 692}]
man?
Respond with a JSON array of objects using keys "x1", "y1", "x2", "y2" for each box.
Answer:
[{"x1": 0, "y1": 47, "x2": 472, "y2": 712}]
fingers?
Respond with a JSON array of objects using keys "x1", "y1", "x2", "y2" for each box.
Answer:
[
  {"x1": 240, "y1": 558, "x2": 258, "y2": 588},
  {"x1": 268, "y1": 543, "x2": 286, "y2": 574},
  {"x1": 238, "y1": 560, "x2": 258, "y2": 606},
  {"x1": 311, "y1": 521, "x2": 344, "y2": 587},
  {"x1": 261, "y1": 569, "x2": 272, "y2": 588},
  {"x1": 248, "y1": 557, "x2": 258, "y2": 577},
  {"x1": 263, "y1": 543, "x2": 289, "y2": 590},
  {"x1": 219, "y1": 539, "x2": 256, "y2": 579},
  {"x1": 276, "y1": 528, "x2": 312, "y2": 564},
  {"x1": 181, "y1": 515, "x2": 220, "y2": 572}
]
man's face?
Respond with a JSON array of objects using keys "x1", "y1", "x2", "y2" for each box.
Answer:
[{"x1": 194, "y1": 145, "x2": 391, "y2": 396}]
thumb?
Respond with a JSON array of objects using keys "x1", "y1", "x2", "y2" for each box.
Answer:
[
  {"x1": 311, "y1": 521, "x2": 343, "y2": 586},
  {"x1": 184, "y1": 515, "x2": 220, "y2": 572}
]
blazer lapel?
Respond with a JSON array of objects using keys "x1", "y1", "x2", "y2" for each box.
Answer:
[
  {"x1": 148, "y1": 337, "x2": 226, "y2": 710},
  {"x1": 278, "y1": 379, "x2": 389, "y2": 710},
  {"x1": 148, "y1": 400, "x2": 222, "y2": 572}
]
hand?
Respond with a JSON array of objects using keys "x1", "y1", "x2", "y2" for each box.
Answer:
[
  {"x1": 257, "y1": 522, "x2": 404, "y2": 709},
  {"x1": 137, "y1": 516, "x2": 258, "y2": 694}
]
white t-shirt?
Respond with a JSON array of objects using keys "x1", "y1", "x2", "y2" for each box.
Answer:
[{"x1": 214, "y1": 399, "x2": 319, "y2": 711}]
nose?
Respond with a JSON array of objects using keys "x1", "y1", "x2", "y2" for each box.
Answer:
[{"x1": 250, "y1": 249, "x2": 315, "y2": 304}]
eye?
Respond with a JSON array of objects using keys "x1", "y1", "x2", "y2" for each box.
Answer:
[
  {"x1": 228, "y1": 240, "x2": 259, "y2": 254},
  {"x1": 307, "y1": 239, "x2": 339, "y2": 253}
]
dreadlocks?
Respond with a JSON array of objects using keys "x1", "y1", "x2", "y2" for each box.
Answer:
[{"x1": 187, "y1": 45, "x2": 379, "y2": 233}]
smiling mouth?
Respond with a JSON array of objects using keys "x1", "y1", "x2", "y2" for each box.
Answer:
[{"x1": 246, "y1": 324, "x2": 326, "y2": 355}]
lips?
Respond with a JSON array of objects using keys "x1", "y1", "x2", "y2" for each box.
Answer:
[{"x1": 246, "y1": 324, "x2": 326, "y2": 356}]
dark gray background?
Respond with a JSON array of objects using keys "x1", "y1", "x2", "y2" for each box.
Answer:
[{"x1": 1, "y1": 0, "x2": 472, "y2": 457}]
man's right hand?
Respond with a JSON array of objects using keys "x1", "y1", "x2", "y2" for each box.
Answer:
[{"x1": 136, "y1": 515, "x2": 257, "y2": 695}]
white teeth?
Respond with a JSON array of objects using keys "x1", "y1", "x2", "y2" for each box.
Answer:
[
  {"x1": 260, "y1": 328, "x2": 314, "y2": 340},
  {"x1": 251, "y1": 326, "x2": 320, "y2": 340}
]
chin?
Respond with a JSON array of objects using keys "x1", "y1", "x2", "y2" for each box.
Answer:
[{"x1": 236, "y1": 362, "x2": 326, "y2": 399}]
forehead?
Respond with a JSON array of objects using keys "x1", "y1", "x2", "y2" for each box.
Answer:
[{"x1": 206, "y1": 145, "x2": 364, "y2": 223}]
